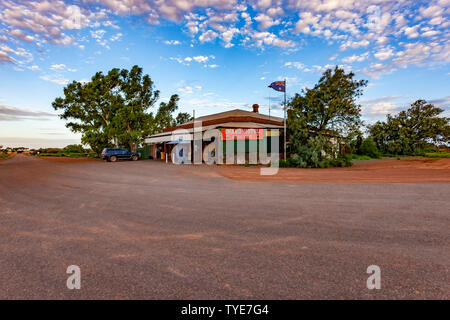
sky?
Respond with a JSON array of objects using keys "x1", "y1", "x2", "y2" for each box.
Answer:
[{"x1": 0, "y1": 0, "x2": 449, "y2": 148}]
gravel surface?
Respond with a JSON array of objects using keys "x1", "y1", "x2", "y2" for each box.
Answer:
[{"x1": 0, "y1": 154, "x2": 448, "y2": 299}]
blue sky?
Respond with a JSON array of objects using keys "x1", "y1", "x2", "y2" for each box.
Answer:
[{"x1": 0, "y1": 0, "x2": 449, "y2": 148}]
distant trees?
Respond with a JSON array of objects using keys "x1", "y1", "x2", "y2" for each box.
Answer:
[
  {"x1": 153, "y1": 94, "x2": 180, "y2": 133},
  {"x1": 53, "y1": 65, "x2": 187, "y2": 154},
  {"x1": 63, "y1": 144, "x2": 85, "y2": 154},
  {"x1": 287, "y1": 66, "x2": 367, "y2": 167},
  {"x1": 176, "y1": 112, "x2": 193, "y2": 125},
  {"x1": 369, "y1": 100, "x2": 449, "y2": 155}
]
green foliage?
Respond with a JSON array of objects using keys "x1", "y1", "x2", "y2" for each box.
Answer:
[
  {"x1": 153, "y1": 94, "x2": 180, "y2": 133},
  {"x1": 359, "y1": 138, "x2": 381, "y2": 158},
  {"x1": 288, "y1": 66, "x2": 366, "y2": 168},
  {"x1": 348, "y1": 134, "x2": 363, "y2": 154},
  {"x1": 110, "y1": 67, "x2": 160, "y2": 151},
  {"x1": 53, "y1": 65, "x2": 179, "y2": 154},
  {"x1": 278, "y1": 159, "x2": 292, "y2": 167},
  {"x1": 0, "y1": 153, "x2": 9, "y2": 159},
  {"x1": 39, "y1": 148, "x2": 61, "y2": 154},
  {"x1": 176, "y1": 112, "x2": 193, "y2": 125},
  {"x1": 424, "y1": 152, "x2": 450, "y2": 158},
  {"x1": 348, "y1": 154, "x2": 374, "y2": 160},
  {"x1": 369, "y1": 100, "x2": 449, "y2": 155},
  {"x1": 63, "y1": 144, "x2": 85, "y2": 153},
  {"x1": 81, "y1": 130, "x2": 112, "y2": 155}
]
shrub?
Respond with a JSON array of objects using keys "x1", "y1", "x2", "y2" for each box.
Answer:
[
  {"x1": 278, "y1": 159, "x2": 292, "y2": 168},
  {"x1": 360, "y1": 138, "x2": 381, "y2": 158},
  {"x1": 39, "y1": 148, "x2": 62, "y2": 154},
  {"x1": 63, "y1": 144, "x2": 85, "y2": 153}
]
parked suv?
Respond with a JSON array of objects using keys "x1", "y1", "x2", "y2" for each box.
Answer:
[{"x1": 102, "y1": 148, "x2": 139, "y2": 162}]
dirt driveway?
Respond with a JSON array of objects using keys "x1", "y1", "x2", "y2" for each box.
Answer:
[{"x1": 0, "y1": 154, "x2": 448, "y2": 299}]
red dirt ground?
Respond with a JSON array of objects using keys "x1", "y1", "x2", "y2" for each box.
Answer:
[
  {"x1": 215, "y1": 158, "x2": 450, "y2": 183},
  {"x1": 0, "y1": 154, "x2": 448, "y2": 299}
]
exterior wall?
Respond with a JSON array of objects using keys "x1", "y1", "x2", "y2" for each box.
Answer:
[
  {"x1": 218, "y1": 128, "x2": 282, "y2": 164},
  {"x1": 145, "y1": 127, "x2": 283, "y2": 164}
]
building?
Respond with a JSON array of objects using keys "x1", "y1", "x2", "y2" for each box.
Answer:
[{"x1": 143, "y1": 104, "x2": 285, "y2": 164}]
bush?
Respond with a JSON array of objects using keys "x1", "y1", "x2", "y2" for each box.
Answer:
[
  {"x1": 360, "y1": 138, "x2": 381, "y2": 158},
  {"x1": 63, "y1": 144, "x2": 85, "y2": 153},
  {"x1": 278, "y1": 159, "x2": 292, "y2": 168},
  {"x1": 0, "y1": 152, "x2": 9, "y2": 159},
  {"x1": 39, "y1": 148, "x2": 62, "y2": 154}
]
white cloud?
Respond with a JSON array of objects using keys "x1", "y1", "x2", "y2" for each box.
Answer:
[
  {"x1": 254, "y1": 13, "x2": 280, "y2": 29},
  {"x1": 199, "y1": 30, "x2": 218, "y2": 43},
  {"x1": 170, "y1": 55, "x2": 215, "y2": 66},
  {"x1": 164, "y1": 40, "x2": 181, "y2": 45},
  {"x1": 40, "y1": 75, "x2": 69, "y2": 85},
  {"x1": 404, "y1": 25, "x2": 420, "y2": 39},
  {"x1": 374, "y1": 47, "x2": 394, "y2": 61},
  {"x1": 178, "y1": 85, "x2": 203, "y2": 94},
  {"x1": 193, "y1": 55, "x2": 209, "y2": 63},
  {"x1": 284, "y1": 61, "x2": 305, "y2": 70},
  {"x1": 50, "y1": 64, "x2": 66, "y2": 71},
  {"x1": 342, "y1": 52, "x2": 369, "y2": 63},
  {"x1": 360, "y1": 96, "x2": 403, "y2": 117},
  {"x1": 28, "y1": 65, "x2": 41, "y2": 71}
]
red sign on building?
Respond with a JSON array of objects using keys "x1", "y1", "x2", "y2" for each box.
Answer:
[{"x1": 221, "y1": 128, "x2": 264, "y2": 140}]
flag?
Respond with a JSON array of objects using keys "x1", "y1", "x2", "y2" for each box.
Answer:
[{"x1": 268, "y1": 81, "x2": 285, "y2": 92}]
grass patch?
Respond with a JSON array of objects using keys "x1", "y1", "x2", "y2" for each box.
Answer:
[
  {"x1": 382, "y1": 152, "x2": 450, "y2": 159},
  {"x1": 0, "y1": 153, "x2": 10, "y2": 159},
  {"x1": 424, "y1": 152, "x2": 450, "y2": 159},
  {"x1": 348, "y1": 154, "x2": 375, "y2": 160},
  {"x1": 37, "y1": 152, "x2": 91, "y2": 158}
]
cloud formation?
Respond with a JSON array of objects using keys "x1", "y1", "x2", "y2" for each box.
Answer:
[
  {"x1": 0, "y1": 104, "x2": 56, "y2": 121},
  {"x1": 0, "y1": 0, "x2": 448, "y2": 78}
]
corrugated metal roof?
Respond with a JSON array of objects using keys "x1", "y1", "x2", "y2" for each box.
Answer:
[{"x1": 184, "y1": 109, "x2": 283, "y2": 124}]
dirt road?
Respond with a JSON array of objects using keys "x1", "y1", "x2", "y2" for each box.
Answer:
[{"x1": 0, "y1": 154, "x2": 448, "y2": 299}]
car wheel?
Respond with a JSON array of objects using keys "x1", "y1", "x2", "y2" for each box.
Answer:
[
  {"x1": 131, "y1": 155, "x2": 138, "y2": 161},
  {"x1": 110, "y1": 155, "x2": 117, "y2": 162}
]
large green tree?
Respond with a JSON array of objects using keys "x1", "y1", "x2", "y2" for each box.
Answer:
[
  {"x1": 287, "y1": 66, "x2": 367, "y2": 167},
  {"x1": 369, "y1": 99, "x2": 449, "y2": 155},
  {"x1": 110, "y1": 66, "x2": 160, "y2": 151},
  {"x1": 53, "y1": 65, "x2": 181, "y2": 153}
]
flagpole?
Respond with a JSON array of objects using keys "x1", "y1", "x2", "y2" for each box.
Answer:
[
  {"x1": 268, "y1": 95, "x2": 271, "y2": 119},
  {"x1": 283, "y1": 79, "x2": 287, "y2": 161}
]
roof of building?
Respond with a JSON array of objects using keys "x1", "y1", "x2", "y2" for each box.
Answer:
[
  {"x1": 161, "y1": 109, "x2": 284, "y2": 133},
  {"x1": 145, "y1": 109, "x2": 285, "y2": 144},
  {"x1": 185, "y1": 109, "x2": 283, "y2": 124}
]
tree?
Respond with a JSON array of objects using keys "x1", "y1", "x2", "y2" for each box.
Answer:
[
  {"x1": 359, "y1": 138, "x2": 380, "y2": 158},
  {"x1": 81, "y1": 130, "x2": 112, "y2": 155},
  {"x1": 369, "y1": 100, "x2": 449, "y2": 155},
  {"x1": 110, "y1": 66, "x2": 160, "y2": 151},
  {"x1": 176, "y1": 112, "x2": 193, "y2": 125},
  {"x1": 53, "y1": 65, "x2": 169, "y2": 153},
  {"x1": 152, "y1": 94, "x2": 180, "y2": 133},
  {"x1": 287, "y1": 66, "x2": 367, "y2": 167}
]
